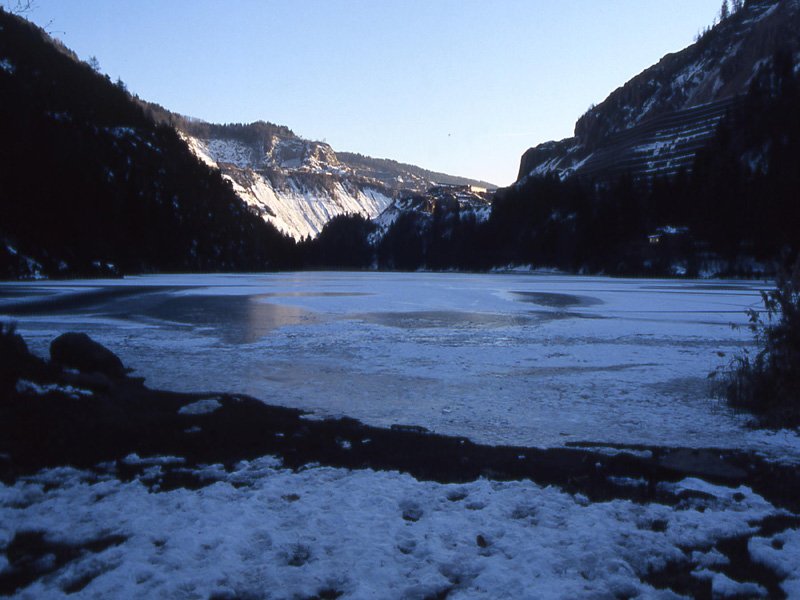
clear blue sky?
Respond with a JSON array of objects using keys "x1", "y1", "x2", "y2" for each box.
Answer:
[{"x1": 16, "y1": 1, "x2": 723, "y2": 186}]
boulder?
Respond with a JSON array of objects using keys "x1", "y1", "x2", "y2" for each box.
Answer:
[
  {"x1": 1, "y1": 322, "x2": 56, "y2": 398},
  {"x1": 49, "y1": 332, "x2": 130, "y2": 378},
  {"x1": 1, "y1": 323, "x2": 31, "y2": 393}
]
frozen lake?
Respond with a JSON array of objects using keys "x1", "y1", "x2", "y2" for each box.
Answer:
[{"x1": 3, "y1": 271, "x2": 799, "y2": 459}]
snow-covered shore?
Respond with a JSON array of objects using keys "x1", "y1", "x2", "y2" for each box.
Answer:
[
  {"x1": 4, "y1": 458, "x2": 799, "y2": 600},
  {"x1": 2, "y1": 326, "x2": 800, "y2": 599}
]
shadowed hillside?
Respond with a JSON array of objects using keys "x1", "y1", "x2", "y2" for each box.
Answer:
[{"x1": 0, "y1": 9, "x2": 296, "y2": 279}]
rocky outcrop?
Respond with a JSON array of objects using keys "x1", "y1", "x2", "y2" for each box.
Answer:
[
  {"x1": 519, "y1": 0, "x2": 800, "y2": 183},
  {"x1": 574, "y1": 0, "x2": 800, "y2": 150},
  {"x1": 372, "y1": 184, "x2": 493, "y2": 243},
  {"x1": 49, "y1": 332, "x2": 131, "y2": 379},
  {"x1": 181, "y1": 129, "x2": 395, "y2": 240}
]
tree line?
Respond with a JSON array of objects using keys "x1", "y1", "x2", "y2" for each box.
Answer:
[{"x1": 305, "y1": 48, "x2": 800, "y2": 277}]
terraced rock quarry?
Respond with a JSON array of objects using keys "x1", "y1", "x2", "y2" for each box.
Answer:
[
  {"x1": 573, "y1": 95, "x2": 744, "y2": 182},
  {"x1": 518, "y1": 0, "x2": 800, "y2": 184}
]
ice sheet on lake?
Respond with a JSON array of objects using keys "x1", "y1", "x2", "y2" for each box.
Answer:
[{"x1": 4, "y1": 272, "x2": 799, "y2": 461}]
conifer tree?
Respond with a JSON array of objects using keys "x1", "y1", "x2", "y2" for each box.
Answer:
[{"x1": 719, "y1": 0, "x2": 730, "y2": 21}]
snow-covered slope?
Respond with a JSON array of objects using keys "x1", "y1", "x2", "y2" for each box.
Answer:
[
  {"x1": 183, "y1": 133, "x2": 394, "y2": 240},
  {"x1": 518, "y1": 0, "x2": 800, "y2": 183},
  {"x1": 373, "y1": 184, "x2": 493, "y2": 240},
  {"x1": 181, "y1": 122, "x2": 494, "y2": 241}
]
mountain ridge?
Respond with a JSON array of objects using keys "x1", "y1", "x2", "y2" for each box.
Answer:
[
  {"x1": 175, "y1": 119, "x2": 495, "y2": 240},
  {"x1": 518, "y1": 0, "x2": 800, "y2": 183},
  {"x1": 0, "y1": 8, "x2": 295, "y2": 278},
  {"x1": 2, "y1": 2, "x2": 799, "y2": 278}
]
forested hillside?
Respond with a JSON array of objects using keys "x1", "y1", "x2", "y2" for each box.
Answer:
[
  {"x1": 307, "y1": 49, "x2": 800, "y2": 276},
  {"x1": 489, "y1": 47, "x2": 800, "y2": 276},
  {"x1": 0, "y1": 9, "x2": 295, "y2": 279}
]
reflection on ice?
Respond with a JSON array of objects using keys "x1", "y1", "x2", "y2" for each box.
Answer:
[{"x1": 134, "y1": 295, "x2": 323, "y2": 345}]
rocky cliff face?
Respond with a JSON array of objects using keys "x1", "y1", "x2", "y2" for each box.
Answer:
[
  {"x1": 181, "y1": 122, "x2": 494, "y2": 240},
  {"x1": 181, "y1": 125, "x2": 393, "y2": 240},
  {"x1": 519, "y1": 0, "x2": 800, "y2": 183}
]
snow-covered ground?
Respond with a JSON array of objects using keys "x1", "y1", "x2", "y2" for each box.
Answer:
[
  {"x1": 3, "y1": 458, "x2": 798, "y2": 600},
  {"x1": 3, "y1": 272, "x2": 800, "y2": 599}
]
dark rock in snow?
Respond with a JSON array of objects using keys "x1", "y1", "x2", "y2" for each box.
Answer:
[
  {"x1": 0, "y1": 323, "x2": 54, "y2": 399},
  {"x1": 49, "y1": 332, "x2": 131, "y2": 378},
  {"x1": 390, "y1": 424, "x2": 431, "y2": 434},
  {"x1": 0, "y1": 324, "x2": 30, "y2": 394},
  {"x1": 657, "y1": 447, "x2": 748, "y2": 480}
]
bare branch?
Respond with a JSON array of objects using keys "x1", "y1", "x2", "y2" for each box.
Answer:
[{"x1": 2, "y1": 1, "x2": 37, "y2": 16}]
